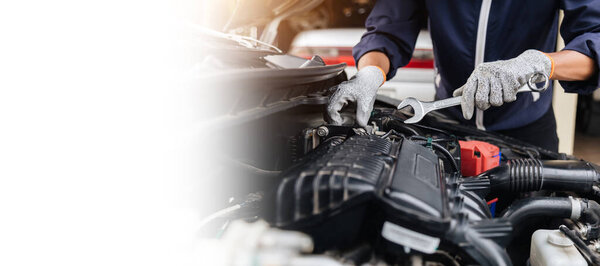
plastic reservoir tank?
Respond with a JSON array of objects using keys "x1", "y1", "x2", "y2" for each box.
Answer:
[{"x1": 530, "y1": 229, "x2": 586, "y2": 266}]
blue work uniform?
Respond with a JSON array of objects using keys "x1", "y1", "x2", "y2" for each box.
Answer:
[{"x1": 353, "y1": 0, "x2": 600, "y2": 131}]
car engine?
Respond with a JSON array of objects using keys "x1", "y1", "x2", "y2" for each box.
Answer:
[
  {"x1": 200, "y1": 105, "x2": 600, "y2": 265},
  {"x1": 269, "y1": 124, "x2": 600, "y2": 265}
]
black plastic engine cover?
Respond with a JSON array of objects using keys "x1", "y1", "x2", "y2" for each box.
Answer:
[
  {"x1": 274, "y1": 135, "x2": 391, "y2": 226},
  {"x1": 388, "y1": 137, "x2": 447, "y2": 217},
  {"x1": 272, "y1": 135, "x2": 452, "y2": 251}
]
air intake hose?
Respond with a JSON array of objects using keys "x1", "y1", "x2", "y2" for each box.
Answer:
[
  {"x1": 501, "y1": 197, "x2": 577, "y2": 226},
  {"x1": 481, "y1": 159, "x2": 600, "y2": 193}
]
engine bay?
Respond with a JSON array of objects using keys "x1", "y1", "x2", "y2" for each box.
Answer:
[
  {"x1": 194, "y1": 35, "x2": 600, "y2": 265},
  {"x1": 200, "y1": 96, "x2": 600, "y2": 265}
]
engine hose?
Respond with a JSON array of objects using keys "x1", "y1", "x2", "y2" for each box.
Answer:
[
  {"x1": 584, "y1": 200, "x2": 600, "y2": 224},
  {"x1": 480, "y1": 159, "x2": 600, "y2": 193},
  {"x1": 579, "y1": 199, "x2": 600, "y2": 239},
  {"x1": 501, "y1": 197, "x2": 580, "y2": 226},
  {"x1": 463, "y1": 228, "x2": 512, "y2": 266}
]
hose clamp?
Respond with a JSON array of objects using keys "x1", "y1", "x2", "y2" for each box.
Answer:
[{"x1": 570, "y1": 196, "x2": 582, "y2": 220}]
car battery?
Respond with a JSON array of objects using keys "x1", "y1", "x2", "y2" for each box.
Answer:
[{"x1": 459, "y1": 140, "x2": 500, "y2": 176}]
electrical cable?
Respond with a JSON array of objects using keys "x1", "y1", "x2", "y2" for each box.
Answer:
[
  {"x1": 383, "y1": 119, "x2": 421, "y2": 136},
  {"x1": 381, "y1": 129, "x2": 403, "y2": 139},
  {"x1": 411, "y1": 139, "x2": 460, "y2": 172},
  {"x1": 409, "y1": 135, "x2": 456, "y2": 143}
]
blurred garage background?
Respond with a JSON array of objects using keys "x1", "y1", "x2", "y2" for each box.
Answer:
[{"x1": 199, "y1": 0, "x2": 600, "y2": 162}]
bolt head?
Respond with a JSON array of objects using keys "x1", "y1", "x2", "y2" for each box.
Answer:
[{"x1": 317, "y1": 126, "x2": 329, "y2": 137}]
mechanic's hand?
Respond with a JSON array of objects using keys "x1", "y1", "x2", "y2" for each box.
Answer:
[
  {"x1": 453, "y1": 49, "x2": 553, "y2": 120},
  {"x1": 327, "y1": 66, "x2": 385, "y2": 127}
]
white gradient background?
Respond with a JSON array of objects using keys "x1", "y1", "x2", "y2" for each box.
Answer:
[{"x1": 0, "y1": 0, "x2": 220, "y2": 265}]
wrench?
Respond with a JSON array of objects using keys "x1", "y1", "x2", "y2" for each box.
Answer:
[{"x1": 397, "y1": 73, "x2": 550, "y2": 124}]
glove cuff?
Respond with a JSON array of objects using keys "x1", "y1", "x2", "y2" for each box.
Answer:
[
  {"x1": 373, "y1": 66, "x2": 387, "y2": 85},
  {"x1": 542, "y1": 52, "x2": 555, "y2": 79}
]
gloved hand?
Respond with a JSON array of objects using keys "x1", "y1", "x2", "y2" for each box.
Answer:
[
  {"x1": 327, "y1": 66, "x2": 385, "y2": 127},
  {"x1": 453, "y1": 49, "x2": 553, "y2": 119}
]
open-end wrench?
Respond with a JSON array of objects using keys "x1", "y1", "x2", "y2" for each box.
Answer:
[
  {"x1": 397, "y1": 73, "x2": 550, "y2": 124},
  {"x1": 397, "y1": 96, "x2": 462, "y2": 124}
]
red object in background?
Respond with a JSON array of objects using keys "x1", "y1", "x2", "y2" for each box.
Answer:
[
  {"x1": 321, "y1": 55, "x2": 356, "y2": 66},
  {"x1": 293, "y1": 47, "x2": 434, "y2": 69},
  {"x1": 459, "y1": 140, "x2": 501, "y2": 176}
]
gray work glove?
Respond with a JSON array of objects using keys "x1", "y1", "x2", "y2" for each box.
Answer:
[
  {"x1": 452, "y1": 49, "x2": 553, "y2": 120},
  {"x1": 327, "y1": 66, "x2": 385, "y2": 127}
]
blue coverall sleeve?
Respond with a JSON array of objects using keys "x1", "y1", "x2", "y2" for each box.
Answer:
[
  {"x1": 352, "y1": 0, "x2": 426, "y2": 80},
  {"x1": 559, "y1": 0, "x2": 600, "y2": 93}
]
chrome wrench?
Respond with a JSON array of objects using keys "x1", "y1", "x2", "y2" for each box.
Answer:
[{"x1": 397, "y1": 73, "x2": 550, "y2": 124}]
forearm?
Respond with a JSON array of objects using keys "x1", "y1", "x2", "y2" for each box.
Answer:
[
  {"x1": 357, "y1": 51, "x2": 391, "y2": 74},
  {"x1": 546, "y1": 50, "x2": 597, "y2": 81}
]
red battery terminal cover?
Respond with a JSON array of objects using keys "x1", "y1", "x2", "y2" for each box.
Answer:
[{"x1": 458, "y1": 140, "x2": 501, "y2": 176}]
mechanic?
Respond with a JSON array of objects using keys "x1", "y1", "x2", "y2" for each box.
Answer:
[{"x1": 327, "y1": 0, "x2": 600, "y2": 152}]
